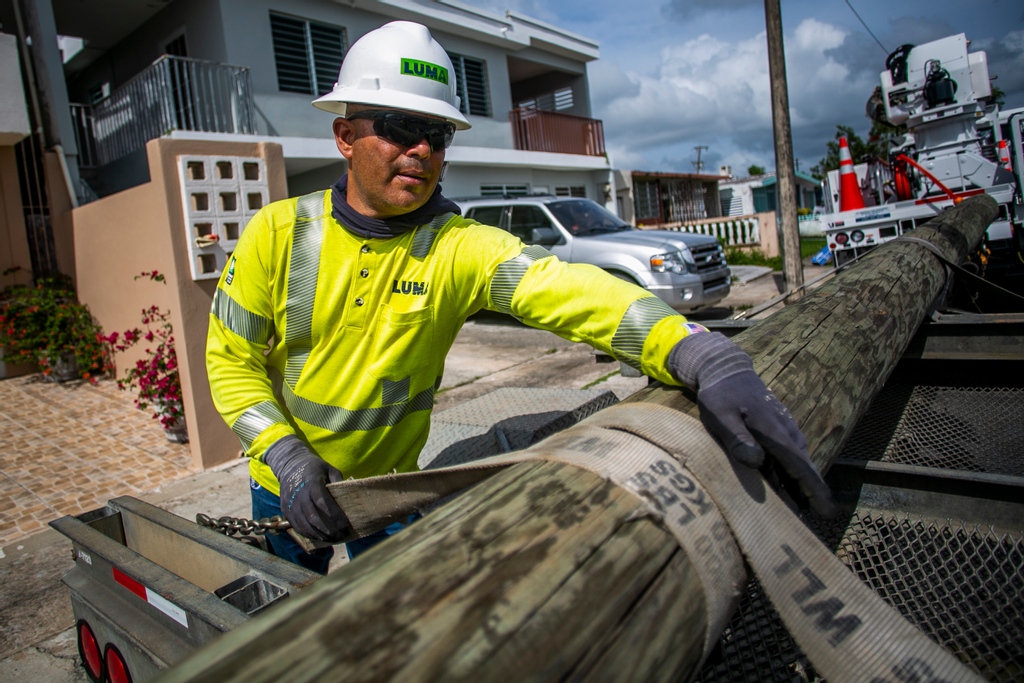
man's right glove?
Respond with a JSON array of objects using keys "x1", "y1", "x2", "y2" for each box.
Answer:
[
  {"x1": 667, "y1": 331, "x2": 836, "y2": 518},
  {"x1": 263, "y1": 435, "x2": 351, "y2": 542}
]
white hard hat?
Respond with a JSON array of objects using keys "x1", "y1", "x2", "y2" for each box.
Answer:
[{"x1": 312, "y1": 21, "x2": 472, "y2": 130}]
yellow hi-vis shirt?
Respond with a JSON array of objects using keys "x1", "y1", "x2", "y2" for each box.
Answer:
[{"x1": 206, "y1": 190, "x2": 702, "y2": 495}]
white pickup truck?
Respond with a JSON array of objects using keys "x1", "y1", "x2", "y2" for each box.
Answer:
[{"x1": 458, "y1": 196, "x2": 731, "y2": 312}]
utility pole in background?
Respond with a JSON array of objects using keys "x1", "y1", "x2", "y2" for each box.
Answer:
[
  {"x1": 692, "y1": 145, "x2": 708, "y2": 173},
  {"x1": 763, "y1": 0, "x2": 803, "y2": 295}
]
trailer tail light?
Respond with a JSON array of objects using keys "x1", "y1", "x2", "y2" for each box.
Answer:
[
  {"x1": 106, "y1": 644, "x2": 133, "y2": 683},
  {"x1": 835, "y1": 232, "x2": 849, "y2": 245},
  {"x1": 77, "y1": 620, "x2": 104, "y2": 682},
  {"x1": 851, "y1": 230, "x2": 865, "y2": 242}
]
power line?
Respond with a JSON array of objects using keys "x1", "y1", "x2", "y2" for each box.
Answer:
[{"x1": 844, "y1": 0, "x2": 889, "y2": 55}]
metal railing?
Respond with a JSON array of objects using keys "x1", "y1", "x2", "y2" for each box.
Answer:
[
  {"x1": 509, "y1": 108, "x2": 605, "y2": 156},
  {"x1": 73, "y1": 55, "x2": 256, "y2": 167},
  {"x1": 69, "y1": 103, "x2": 98, "y2": 169},
  {"x1": 654, "y1": 214, "x2": 762, "y2": 247}
]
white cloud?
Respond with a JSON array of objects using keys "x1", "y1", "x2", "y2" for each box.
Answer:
[
  {"x1": 792, "y1": 18, "x2": 845, "y2": 52},
  {"x1": 589, "y1": 17, "x2": 880, "y2": 170},
  {"x1": 1005, "y1": 29, "x2": 1024, "y2": 54}
]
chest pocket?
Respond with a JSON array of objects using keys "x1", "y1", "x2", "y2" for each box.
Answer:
[{"x1": 368, "y1": 304, "x2": 434, "y2": 389}]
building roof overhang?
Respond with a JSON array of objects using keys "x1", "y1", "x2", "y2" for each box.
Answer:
[
  {"x1": 0, "y1": 0, "x2": 601, "y2": 81},
  {"x1": 632, "y1": 170, "x2": 729, "y2": 182}
]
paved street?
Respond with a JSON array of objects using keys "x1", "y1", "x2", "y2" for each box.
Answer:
[{"x1": 0, "y1": 263, "x2": 821, "y2": 681}]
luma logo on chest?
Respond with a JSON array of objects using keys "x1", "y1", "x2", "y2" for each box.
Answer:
[{"x1": 392, "y1": 280, "x2": 429, "y2": 295}]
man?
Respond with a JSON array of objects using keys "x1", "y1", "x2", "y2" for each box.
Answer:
[{"x1": 206, "y1": 21, "x2": 833, "y2": 574}]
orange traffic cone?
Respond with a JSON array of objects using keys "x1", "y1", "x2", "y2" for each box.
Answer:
[
  {"x1": 998, "y1": 139, "x2": 1012, "y2": 171},
  {"x1": 838, "y1": 136, "x2": 865, "y2": 211}
]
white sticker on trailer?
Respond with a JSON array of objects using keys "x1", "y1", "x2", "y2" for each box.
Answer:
[
  {"x1": 112, "y1": 567, "x2": 190, "y2": 629},
  {"x1": 855, "y1": 209, "x2": 891, "y2": 222},
  {"x1": 145, "y1": 589, "x2": 189, "y2": 628}
]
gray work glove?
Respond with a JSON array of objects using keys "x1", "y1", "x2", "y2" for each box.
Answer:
[
  {"x1": 668, "y1": 332, "x2": 836, "y2": 518},
  {"x1": 263, "y1": 435, "x2": 351, "y2": 542}
]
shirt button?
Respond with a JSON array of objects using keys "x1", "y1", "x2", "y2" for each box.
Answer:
[
  {"x1": 360, "y1": 245, "x2": 370, "y2": 253},
  {"x1": 355, "y1": 297, "x2": 364, "y2": 306},
  {"x1": 360, "y1": 268, "x2": 369, "y2": 278}
]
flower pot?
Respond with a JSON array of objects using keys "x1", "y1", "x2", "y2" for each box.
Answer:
[
  {"x1": 163, "y1": 417, "x2": 189, "y2": 444},
  {"x1": 0, "y1": 347, "x2": 36, "y2": 379},
  {"x1": 44, "y1": 352, "x2": 79, "y2": 383}
]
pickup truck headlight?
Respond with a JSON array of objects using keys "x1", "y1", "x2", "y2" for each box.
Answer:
[{"x1": 651, "y1": 250, "x2": 695, "y2": 274}]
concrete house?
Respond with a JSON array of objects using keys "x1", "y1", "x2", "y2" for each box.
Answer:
[
  {"x1": 0, "y1": 0, "x2": 614, "y2": 469},
  {"x1": 619, "y1": 170, "x2": 726, "y2": 227},
  {"x1": 4, "y1": 0, "x2": 613, "y2": 204},
  {"x1": 718, "y1": 169, "x2": 821, "y2": 217}
]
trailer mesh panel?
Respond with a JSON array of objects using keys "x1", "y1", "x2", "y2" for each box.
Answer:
[
  {"x1": 696, "y1": 371, "x2": 1024, "y2": 683},
  {"x1": 838, "y1": 379, "x2": 1024, "y2": 476},
  {"x1": 695, "y1": 513, "x2": 1024, "y2": 683}
]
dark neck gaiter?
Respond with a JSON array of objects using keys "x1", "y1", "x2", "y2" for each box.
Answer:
[{"x1": 330, "y1": 175, "x2": 461, "y2": 239}]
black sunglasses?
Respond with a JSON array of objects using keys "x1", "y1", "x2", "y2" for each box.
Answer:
[{"x1": 347, "y1": 110, "x2": 456, "y2": 152}]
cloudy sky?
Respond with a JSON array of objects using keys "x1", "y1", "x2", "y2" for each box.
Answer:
[{"x1": 461, "y1": 0, "x2": 1024, "y2": 176}]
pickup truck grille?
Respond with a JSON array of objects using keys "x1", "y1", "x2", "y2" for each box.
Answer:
[
  {"x1": 703, "y1": 277, "x2": 729, "y2": 291},
  {"x1": 691, "y1": 243, "x2": 726, "y2": 274}
]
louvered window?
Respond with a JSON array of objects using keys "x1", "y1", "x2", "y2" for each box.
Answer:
[
  {"x1": 481, "y1": 183, "x2": 529, "y2": 197},
  {"x1": 270, "y1": 13, "x2": 346, "y2": 97},
  {"x1": 448, "y1": 53, "x2": 490, "y2": 117},
  {"x1": 555, "y1": 186, "x2": 587, "y2": 198},
  {"x1": 518, "y1": 87, "x2": 574, "y2": 112}
]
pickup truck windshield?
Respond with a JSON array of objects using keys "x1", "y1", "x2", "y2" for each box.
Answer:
[{"x1": 547, "y1": 200, "x2": 632, "y2": 236}]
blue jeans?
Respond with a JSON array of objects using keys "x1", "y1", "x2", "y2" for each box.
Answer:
[{"x1": 249, "y1": 478, "x2": 411, "y2": 574}]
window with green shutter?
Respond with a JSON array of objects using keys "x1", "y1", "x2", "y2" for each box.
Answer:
[
  {"x1": 270, "y1": 13, "x2": 346, "y2": 97},
  {"x1": 447, "y1": 52, "x2": 491, "y2": 117},
  {"x1": 752, "y1": 186, "x2": 776, "y2": 213}
]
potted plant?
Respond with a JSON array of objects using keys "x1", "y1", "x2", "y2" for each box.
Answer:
[
  {"x1": 104, "y1": 272, "x2": 187, "y2": 442},
  {"x1": 0, "y1": 273, "x2": 107, "y2": 382}
]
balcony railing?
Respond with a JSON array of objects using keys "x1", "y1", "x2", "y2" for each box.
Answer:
[
  {"x1": 69, "y1": 103, "x2": 98, "y2": 169},
  {"x1": 509, "y1": 108, "x2": 606, "y2": 156},
  {"x1": 72, "y1": 55, "x2": 256, "y2": 167}
]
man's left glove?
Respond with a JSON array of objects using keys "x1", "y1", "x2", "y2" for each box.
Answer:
[
  {"x1": 667, "y1": 331, "x2": 836, "y2": 518},
  {"x1": 263, "y1": 435, "x2": 351, "y2": 542}
]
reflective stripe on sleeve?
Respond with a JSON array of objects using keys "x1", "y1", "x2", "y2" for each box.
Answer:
[
  {"x1": 610, "y1": 296, "x2": 678, "y2": 369},
  {"x1": 232, "y1": 401, "x2": 288, "y2": 452},
  {"x1": 281, "y1": 380, "x2": 435, "y2": 433},
  {"x1": 283, "y1": 191, "x2": 326, "y2": 387},
  {"x1": 490, "y1": 245, "x2": 554, "y2": 314},
  {"x1": 211, "y1": 288, "x2": 273, "y2": 344},
  {"x1": 410, "y1": 212, "x2": 454, "y2": 259}
]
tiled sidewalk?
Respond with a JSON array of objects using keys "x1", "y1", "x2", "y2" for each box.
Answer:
[{"x1": 0, "y1": 374, "x2": 195, "y2": 546}]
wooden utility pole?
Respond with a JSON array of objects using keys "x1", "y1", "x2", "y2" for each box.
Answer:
[
  {"x1": 692, "y1": 145, "x2": 709, "y2": 173},
  {"x1": 764, "y1": 0, "x2": 803, "y2": 296},
  {"x1": 156, "y1": 198, "x2": 998, "y2": 683}
]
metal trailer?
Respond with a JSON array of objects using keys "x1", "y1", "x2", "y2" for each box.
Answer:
[
  {"x1": 49, "y1": 387, "x2": 620, "y2": 683},
  {"x1": 53, "y1": 315, "x2": 1024, "y2": 682},
  {"x1": 696, "y1": 311, "x2": 1024, "y2": 682},
  {"x1": 50, "y1": 496, "x2": 320, "y2": 683}
]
